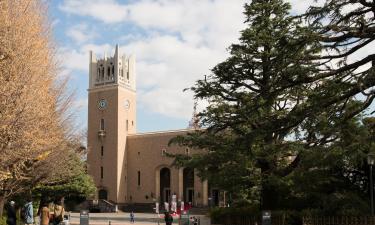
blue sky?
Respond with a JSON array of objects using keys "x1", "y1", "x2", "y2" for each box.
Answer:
[{"x1": 49, "y1": 0, "x2": 373, "y2": 133}]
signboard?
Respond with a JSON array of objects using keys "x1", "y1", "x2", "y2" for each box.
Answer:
[
  {"x1": 181, "y1": 201, "x2": 184, "y2": 211},
  {"x1": 80, "y1": 210, "x2": 89, "y2": 225},
  {"x1": 180, "y1": 211, "x2": 190, "y2": 225},
  {"x1": 155, "y1": 202, "x2": 159, "y2": 214},
  {"x1": 164, "y1": 202, "x2": 169, "y2": 212},
  {"x1": 262, "y1": 211, "x2": 271, "y2": 225},
  {"x1": 171, "y1": 194, "x2": 177, "y2": 212}
]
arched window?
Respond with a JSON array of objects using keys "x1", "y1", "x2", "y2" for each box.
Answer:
[
  {"x1": 112, "y1": 65, "x2": 114, "y2": 75},
  {"x1": 107, "y1": 67, "x2": 110, "y2": 78},
  {"x1": 101, "y1": 67, "x2": 104, "y2": 80}
]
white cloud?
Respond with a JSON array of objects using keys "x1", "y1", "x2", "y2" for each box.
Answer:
[
  {"x1": 58, "y1": 44, "x2": 113, "y2": 73},
  {"x1": 58, "y1": 0, "x2": 247, "y2": 119},
  {"x1": 66, "y1": 23, "x2": 97, "y2": 44},
  {"x1": 287, "y1": 0, "x2": 325, "y2": 14},
  {"x1": 59, "y1": 0, "x2": 128, "y2": 23},
  {"x1": 58, "y1": 0, "x2": 373, "y2": 122}
]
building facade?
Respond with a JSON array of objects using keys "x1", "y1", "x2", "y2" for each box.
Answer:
[{"x1": 87, "y1": 46, "x2": 217, "y2": 208}]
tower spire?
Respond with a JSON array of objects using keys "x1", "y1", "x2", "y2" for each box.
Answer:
[{"x1": 188, "y1": 101, "x2": 199, "y2": 129}]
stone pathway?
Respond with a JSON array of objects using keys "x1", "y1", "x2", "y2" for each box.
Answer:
[{"x1": 68, "y1": 212, "x2": 210, "y2": 225}]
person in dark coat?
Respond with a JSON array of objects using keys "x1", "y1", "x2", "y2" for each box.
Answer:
[
  {"x1": 6, "y1": 201, "x2": 16, "y2": 225},
  {"x1": 164, "y1": 212, "x2": 173, "y2": 225}
]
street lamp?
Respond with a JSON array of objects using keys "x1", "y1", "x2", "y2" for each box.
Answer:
[{"x1": 368, "y1": 153, "x2": 375, "y2": 216}]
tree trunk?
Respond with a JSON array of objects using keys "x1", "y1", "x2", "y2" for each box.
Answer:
[{"x1": 0, "y1": 195, "x2": 5, "y2": 218}]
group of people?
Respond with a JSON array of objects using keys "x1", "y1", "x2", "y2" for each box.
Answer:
[{"x1": 5, "y1": 197, "x2": 65, "y2": 225}]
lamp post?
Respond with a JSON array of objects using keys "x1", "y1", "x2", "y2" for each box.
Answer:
[{"x1": 368, "y1": 153, "x2": 375, "y2": 216}]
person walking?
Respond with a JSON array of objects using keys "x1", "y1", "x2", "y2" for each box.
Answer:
[
  {"x1": 40, "y1": 202, "x2": 50, "y2": 225},
  {"x1": 164, "y1": 212, "x2": 173, "y2": 225},
  {"x1": 23, "y1": 198, "x2": 34, "y2": 225},
  {"x1": 6, "y1": 201, "x2": 16, "y2": 225},
  {"x1": 130, "y1": 211, "x2": 135, "y2": 223},
  {"x1": 53, "y1": 198, "x2": 65, "y2": 225}
]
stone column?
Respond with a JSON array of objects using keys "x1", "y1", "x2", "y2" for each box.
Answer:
[
  {"x1": 178, "y1": 168, "x2": 184, "y2": 201},
  {"x1": 202, "y1": 180, "x2": 208, "y2": 206},
  {"x1": 155, "y1": 169, "x2": 160, "y2": 201},
  {"x1": 194, "y1": 169, "x2": 203, "y2": 206}
]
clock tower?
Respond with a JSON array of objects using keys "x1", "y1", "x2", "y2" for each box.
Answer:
[{"x1": 87, "y1": 45, "x2": 136, "y2": 203}]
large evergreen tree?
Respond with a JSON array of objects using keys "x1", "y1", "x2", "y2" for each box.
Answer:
[{"x1": 171, "y1": 0, "x2": 375, "y2": 211}]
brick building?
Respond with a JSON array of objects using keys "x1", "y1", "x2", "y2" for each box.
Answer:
[{"x1": 87, "y1": 45, "x2": 220, "y2": 209}]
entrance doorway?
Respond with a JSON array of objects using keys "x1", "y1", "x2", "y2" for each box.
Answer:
[
  {"x1": 211, "y1": 189, "x2": 219, "y2": 206},
  {"x1": 98, "y1": 189, "x2": 108, "y2": 200},
  {"x1": 160, "y1": 167, "x2": 171, "y2": 203},
  {"x1": 186, "y1": 188, "x2": 194, "y2": 204},
  {"x1": 164, "y1": 188, "x2": 171, "y2": 203},
  {"x1": 183, "y1": 168, "x2": 194, "y2": 205}
]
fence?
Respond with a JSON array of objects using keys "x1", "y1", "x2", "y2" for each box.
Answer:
[
  {"x1": 303, "y1": 216, "x2": 375, "y2": 225},
  {"x1": 212, "y1": 215, "x2": 375, "y2": 225},
  {"x1": 212, "y1": 215, "x2": 287, "y2": 225}
]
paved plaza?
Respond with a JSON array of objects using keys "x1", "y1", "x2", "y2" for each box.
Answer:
[{"x1": 68, "y1": 212, "x2": 210, "y2": 225}]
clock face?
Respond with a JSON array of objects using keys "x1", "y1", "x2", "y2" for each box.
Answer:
[
  {"x1": 124, "y1": 100, "x2": 130, "y2": 110},
  {"x1": 98, "y1": 99, "x2": 107, "y2": 110}
]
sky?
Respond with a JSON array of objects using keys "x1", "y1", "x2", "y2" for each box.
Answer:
[{"x1": 49, "y1": 0, "x2": 371, "y2": 133}]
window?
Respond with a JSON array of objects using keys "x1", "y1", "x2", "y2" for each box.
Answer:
[
  {"x1": 101, "y1": 146, "x2": 104, "y2": 156},
  {"x1": 137, "y1": 171, "x2": 141, "y2": 186},
  {"x1": 127, "y1": 71, "x2": 129, "y2": 80},
  {"x1": 185, "y1": 148, "x2": 190, "y2": 155},
  {"x1": 101, "y1": 167, "x2": 103, "y2": 179},
  {"x1": 100, "y1": 119, "x2": 105, "y2": 130},
  {"x1": 112, "y1": 65, "x2": 114, "y2": 75},
  {"x1": 162, "y1": 148, "x2": 167, "y2": 156},
  {"x1": 107, "y1": 67, "x2": 110, "y2": 78},
  {"x1": 132, "y1": 121, "x2": 134, "y2": 126},
  {"x1": 126, "y1": 120, "x2": 128, "y2": 131}
]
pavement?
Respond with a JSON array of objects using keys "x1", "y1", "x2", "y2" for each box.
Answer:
[{"x1": 68, "y1": 212, "x2": 211, "y2": 225}]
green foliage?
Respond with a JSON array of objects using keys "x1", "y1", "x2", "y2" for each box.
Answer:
[
  {"x1": 171, "y1": 0, "x2": 375, "y2": 215},
  {"x1": 34, "y1": 173, "x2": 95, "y2": 199},
  {"x1": 31, "y1": 150, "x2": 96, "y2": 208}
]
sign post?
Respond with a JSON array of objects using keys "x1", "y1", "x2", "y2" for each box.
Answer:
[
  {"x1": 155, "y1": 202, "x2": 160, "y2": 225},
  {"x1": 262, "y1": 211, "x2": 271, "y2": 225},
  {"x1": 79, "y1": 210, "x2": 89, "y2": 225}
]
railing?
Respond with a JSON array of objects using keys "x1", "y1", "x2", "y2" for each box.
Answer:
[
  {"x1": 98, "y1": 199, "x2": 117, "y2": 212},
  {"x1": 212, "y1": 215, "x2": 375, "y2": 225},
  {"x1": 303, "y1": 216, "x2": 375, "y2": 225},
  {"x1": 212, "y1": 215, "x2": 286, "y2": 225}
]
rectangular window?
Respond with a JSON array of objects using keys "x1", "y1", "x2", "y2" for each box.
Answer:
[
  {"x1": 100, "y1": 119, "x2": 105, "y2": 130},
  {"x1": 101, "y1": 167, "x2": 103, "y2": 179},
  {"x1": 126, "y1": 120, "x2": 128, "y2": 131},
  {"x1": 137, "y1": 171, "x2": 141, "y2": 186},
  {"x1": 101, "y1": 146, "x2": 104, "y2": 156}
]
